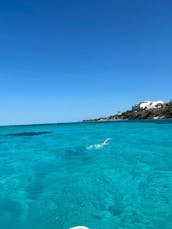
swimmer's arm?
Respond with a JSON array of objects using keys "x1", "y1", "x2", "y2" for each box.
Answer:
[{"x1": 104, "y1": 138, "x2": 111, "y2": 144}]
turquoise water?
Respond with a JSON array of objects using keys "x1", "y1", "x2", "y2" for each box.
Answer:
[{"x1": 0, "y1": 120, "x2": 172, "y2": 229}]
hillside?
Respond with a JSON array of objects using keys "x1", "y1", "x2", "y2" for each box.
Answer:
[{"x1": 84, "y1": 99, "x2": 172, "y2": 122}]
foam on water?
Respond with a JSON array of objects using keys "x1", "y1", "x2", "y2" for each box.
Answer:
[{"x1": 0, "y1": 120, "x2": 172, "y2": 229}]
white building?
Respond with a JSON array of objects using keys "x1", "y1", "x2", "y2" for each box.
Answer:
[{"x1": 132, "y1": 100, "x2": 164, "y2": 111}]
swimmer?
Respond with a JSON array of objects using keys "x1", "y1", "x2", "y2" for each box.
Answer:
[
  {"x1": 70, "y1": 227, "x2": 90, "y2": 229},
  {"x1": 100, "y1": 138, "x2": 111, "y2": 146},
  {"x1": 87, "y1": 138, "x2": 111, "y2": 150}
]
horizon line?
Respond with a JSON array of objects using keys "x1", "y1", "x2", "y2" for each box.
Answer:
[{"x1": 0, "y1": 121, "x2": 83, "y2": 128}]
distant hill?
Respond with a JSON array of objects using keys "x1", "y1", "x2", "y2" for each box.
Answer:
[{"x1": 83, "y1": 99, "x2": 172, "y2": 122}]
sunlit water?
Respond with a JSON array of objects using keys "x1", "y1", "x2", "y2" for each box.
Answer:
[{"x1": 0, "y1": 120, "x2": 172, "y2": 229}]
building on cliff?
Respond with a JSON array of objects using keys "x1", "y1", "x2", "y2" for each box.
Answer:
[{"x1": 132, "y1": 100, "x2": 164, "y2": 111}]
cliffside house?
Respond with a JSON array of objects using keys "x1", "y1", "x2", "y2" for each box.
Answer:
[{"x1": 132, "y1": 101, "x2": 164, "y2": 111}]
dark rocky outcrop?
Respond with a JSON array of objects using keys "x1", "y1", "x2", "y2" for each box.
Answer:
[{"x1": 6, "y1": 131, "x2": 51, "y2": 137}]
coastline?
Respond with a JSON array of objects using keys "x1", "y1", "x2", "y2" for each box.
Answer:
[
  {"x1": 83, "y1": 99, "x2": 172, "y2": 122},
  {"x1": 83, "y1": 118, "x2": 172, "y2": 123}
]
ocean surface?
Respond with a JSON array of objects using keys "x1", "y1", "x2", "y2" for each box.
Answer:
[{"x1": 0, "y1": 120, "x2": 172, "y2": 229}]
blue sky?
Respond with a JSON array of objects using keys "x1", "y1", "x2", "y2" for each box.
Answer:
[{"x1": 0, "y1": 0, "x2": 172, "y2": 125}]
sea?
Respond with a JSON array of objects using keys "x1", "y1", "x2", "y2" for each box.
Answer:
[{"x1": 0, "y1": 120, "x2": 172, "y2": 229}]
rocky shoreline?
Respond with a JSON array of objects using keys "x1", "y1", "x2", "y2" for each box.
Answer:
[{"x1": 83, "y1": 99, "x2": 172, "y2": 122}]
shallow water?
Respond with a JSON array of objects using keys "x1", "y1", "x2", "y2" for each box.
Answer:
[{"x1": 0, "y1": 120, "x2": 172, "y2": 229}]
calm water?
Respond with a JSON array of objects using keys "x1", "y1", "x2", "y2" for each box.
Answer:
[{"x1": 0, "y1": 120, "x2": 172, "y2": 229}]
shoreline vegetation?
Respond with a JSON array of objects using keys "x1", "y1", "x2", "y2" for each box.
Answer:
[{"x1": 83, "y1": 99, "x2": 172, "y2": 122}]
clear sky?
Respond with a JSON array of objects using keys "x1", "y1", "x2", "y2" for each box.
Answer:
[{"x1": 0, "y1": 0, "x2": 172, "y2": 125}]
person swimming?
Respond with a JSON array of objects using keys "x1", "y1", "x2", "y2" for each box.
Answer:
[
  {"x1": 70, "y1": 226, "x2": 90, "y2": 229},
  {"x1": 100, "y1": 138, "x2": 111, "y2": 146},
  {"x1": 87, "y1": 138, "x2": 111, "y2": 150}
]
